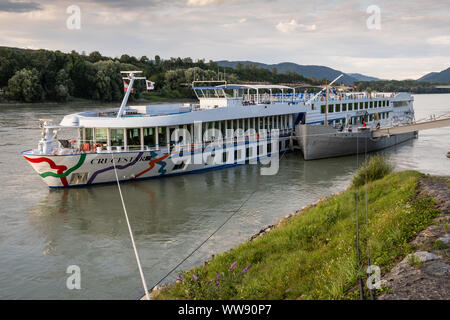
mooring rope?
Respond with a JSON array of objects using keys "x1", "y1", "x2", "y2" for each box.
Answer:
[
  {"x1": 148, "y1": 147, "x2": 290, "y2": 294},
  {"x1": 111, "y1": 152, "x2": 150, "y2": 300},
  {"x1": 355, "y1": 134, "x2": 365, "y2": 300},
  {"x1": 364, "y1": 137, "x2": 374, "y2": 300},
  {"x1": 150, "y1": 188, "x2": 258, "y2": 291}
]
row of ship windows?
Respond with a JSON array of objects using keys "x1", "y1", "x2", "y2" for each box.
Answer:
[
  {"x1": 81, "y1": 114, "x2": 293, "y2": 149},
  {"x1": 322, "y1": 112, "x2": 391, "y2": 126},
  {"x1": 320, "y1": 100, "x2": 390, "y2": 114}
]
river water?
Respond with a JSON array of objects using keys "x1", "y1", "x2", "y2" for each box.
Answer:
[{"x1": 0, "y1": 94, "x2": 448, "y2": 299}]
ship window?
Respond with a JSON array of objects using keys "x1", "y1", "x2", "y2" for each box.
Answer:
[
  {"x1": 95, "y1": 128, "x2": 107, "y2": 149},
  {"x1": 226, "y1": 120, "x2": 232, "y2": 131},
  {"x1": 126, "y1": 128, "x2": 141, "y2": 150},
  {"x1": 321, "y1": 105, "x2": 326, "y2": 114},
  {"x1": 169, "y1": 126, "x2": 180, "y2": 146},
  {"x1": 111, "y1": 128, "x2": 124, "y2": 147},
  {"x1": 365, "y1": 102, "x2": 369, "y2": 109},
  {"x1": 359, "y1": 102, "x2": 363, "y2": 110},
  {"x1": 233, "y1": 120, "x2": 240, "y2": 131},
  {"x1": 348, "y1": 103, "x2": 352, "y2": 111},
  {"x1": 335, "y1": 104, "x2": 341, "y2": 112},
  {"x1": 342, "y1": 103, "x2": 347, "y2": 111},
  {"x1": 202, "y1": 122, "x2": 209, "y2": 139},
  {"x1": 220, "y1": 121, "x2": 226, "y2": 137},
  {"x1": 143, "y1": 128, "x2": 155, "y2": 147},
  {"x1": 370, "y1": 101, "x2": 373, "y2": 108},
  {"x1": 85, "y1": 128, "x2": 93, "y2": 143},
  {"x1": 158, "y1": 126, "x2": 167, "y2": 146},
  {"x1": 328, "y1": 104, "x2": 334, "y2": 113},
  {"x1": 393, "y1": 101, "x2": 408, "y2": 107}
]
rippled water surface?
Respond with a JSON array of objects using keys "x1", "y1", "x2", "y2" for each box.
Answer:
[{"x1": 0, "y1": 94, "x2": 449, "y2": 299}]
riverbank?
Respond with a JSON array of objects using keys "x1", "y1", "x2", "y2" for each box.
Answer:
[{"x1": 151, "y1": 170, "x2": 447, "y2": 300}]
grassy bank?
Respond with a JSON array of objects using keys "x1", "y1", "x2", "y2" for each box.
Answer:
[{"x1": 154, "y1": 169, "x2": 440, "y2": 300}]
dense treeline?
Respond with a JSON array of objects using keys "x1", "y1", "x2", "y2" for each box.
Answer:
[
  {"x1": 355, "y1": 80, "x2": 450, "y2": 94},
  {"x1": 0, "y1": 47, "x2": 318, "y2": 103}
]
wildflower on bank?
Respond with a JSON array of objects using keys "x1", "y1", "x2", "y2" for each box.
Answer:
[
  {"x1": 229, "y1": 261, "x2": 237, "y2": 272},
  {"x1": 242, "y1": 265, "x2": 251, "y2": 274}
]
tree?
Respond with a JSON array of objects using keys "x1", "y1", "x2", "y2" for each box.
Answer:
[
  {"x1": 154, "y1": 55, "x2": 161, "y2": 65},
  {"x1": 54, "y1": 69, "x2": 71, "y2": 102},
  {"x1": 6, "y1": 68, "x2": 44, "y2": 102},
  {"x1": 88, "y1": 51, "x2": 103, "y2": 63},
  {"x1": 139, "y1": 55, "x2": 149, "y2": 64},
  {"x1": 164, "y1": 69, "x2": 185, "y2": 90}
]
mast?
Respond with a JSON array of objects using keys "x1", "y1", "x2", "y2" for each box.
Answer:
[{"x1": 117, "y1": 71, "x2": 145, "y2": 118}]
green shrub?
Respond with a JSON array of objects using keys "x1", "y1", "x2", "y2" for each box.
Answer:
[{"x1": 352, "y1": 155, "x2": 393, "y2": 188}]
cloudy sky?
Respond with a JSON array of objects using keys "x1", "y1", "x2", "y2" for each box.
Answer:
[{"x1": 1, "y1": 0, "x2": 449, "y2": 79}]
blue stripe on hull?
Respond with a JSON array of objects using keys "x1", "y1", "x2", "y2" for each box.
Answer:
[{"x1": 48, "y1": 149, "x2": 292, "y2": 189}]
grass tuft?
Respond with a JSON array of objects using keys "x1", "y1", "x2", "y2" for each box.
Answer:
[{"x1": 352, "y1": 155, "x2": 393, "y2": 188}]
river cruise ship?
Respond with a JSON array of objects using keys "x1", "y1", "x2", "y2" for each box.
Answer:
[{"x1": 22, "y1": 71, "x2": 415, "y2": 188}]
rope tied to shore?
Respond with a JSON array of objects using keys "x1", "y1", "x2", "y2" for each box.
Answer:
[{"x1": 111, "y1": 151, "x2": 150, "y2": 300}]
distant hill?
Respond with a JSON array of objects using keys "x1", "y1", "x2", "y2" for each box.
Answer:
[
  {"x1": 347, "y1": 73, "x2": 380, "y2": 82},
  {"x1": 417, "y1": 67, "x2": 450, "y2": 82},
  {"x1": 216, "y1": 60, "x2": 379, "y2": 84}
]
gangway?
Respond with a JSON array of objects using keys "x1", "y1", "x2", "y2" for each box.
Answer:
[{"x1": 372, "y1": 116, "x2": 450, "y2": 138}]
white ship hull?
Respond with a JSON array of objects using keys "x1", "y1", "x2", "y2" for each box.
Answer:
[{"x1": 23, "y1": 135, "x2": 290, "y2": 188}]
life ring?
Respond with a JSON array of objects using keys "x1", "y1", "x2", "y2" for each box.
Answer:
[
  {"x1": 92, "y1": 143, "x2": 102, "y2": 151},
  {"x1": 256, "y1": 133, "x2": 260, "y2": 140},
  {"x1": 69, "y1": 139, "x2": 77, "y2": 145},
  {"x1": 191, "y1": 143, "x2": 195, "y2": 152}
]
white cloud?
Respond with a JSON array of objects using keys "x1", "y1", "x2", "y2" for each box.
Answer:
[
  {"x1": 275, "y1": 19, "x2": 316, "y2": 34},
  {"x1": 186, "y1": 0, "x2": 221, "y2": 6},
  {"x1": 427, "y1": 35, "x2": 450, "y2": 46},
  {"x1": 221, "y1": 17, "x2": 246, "y2": 28}
]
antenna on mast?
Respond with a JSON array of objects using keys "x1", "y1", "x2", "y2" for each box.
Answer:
[{"x1": 117, "y1": 71, "x2": 146, "y2": 118}]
